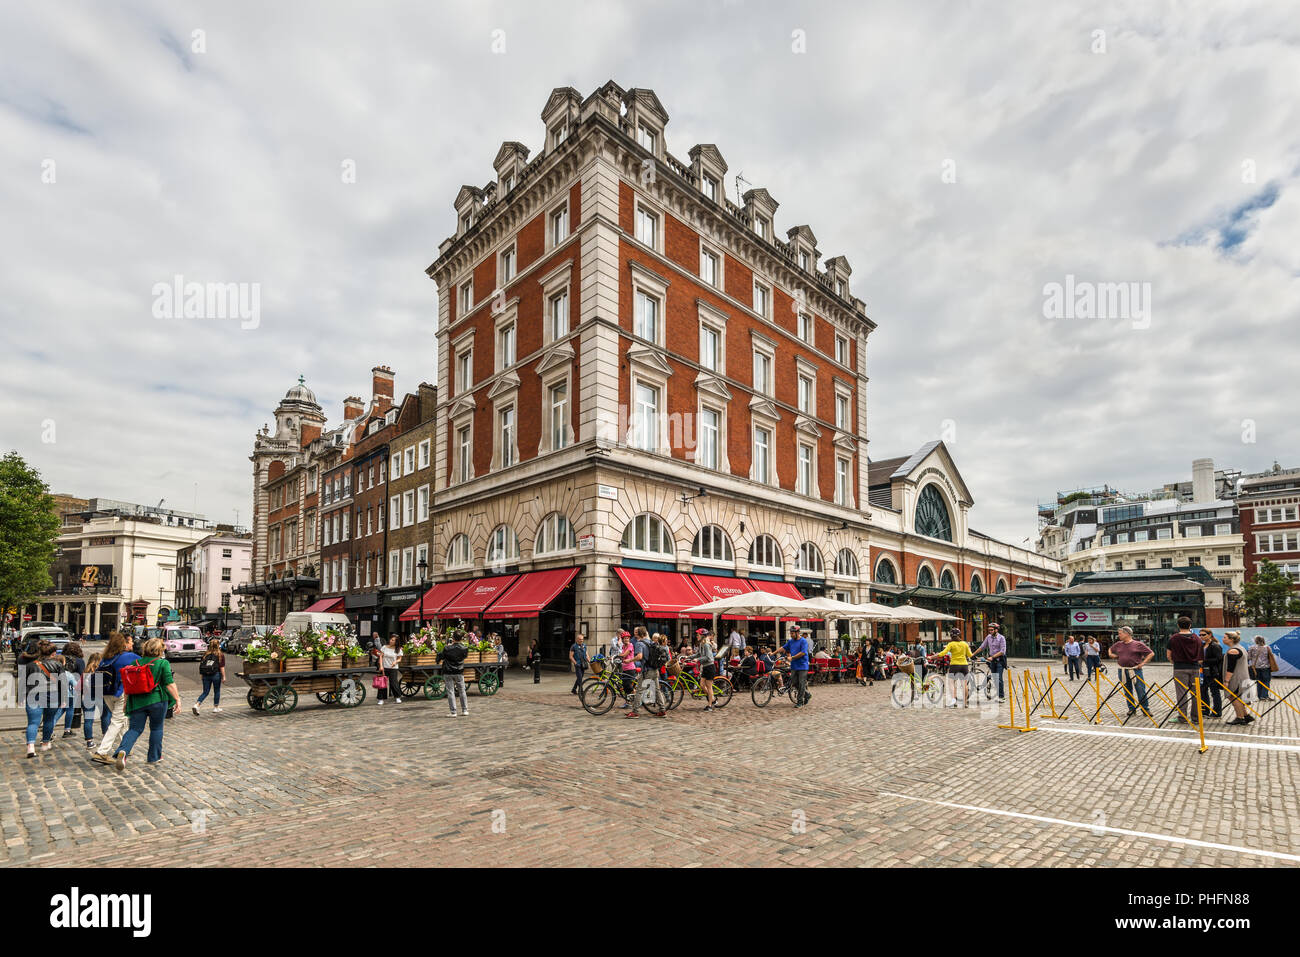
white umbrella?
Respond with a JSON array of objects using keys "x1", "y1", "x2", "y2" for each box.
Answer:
[
  {"x1": 683, "y1": 590, "x2": 814, "y2": 649},
  {"x1": 796, "y1": 596, "x2": 899, "y2": 619},
  {"x1": 887, "y1": 603, "x2": 961, "y2": 622}
]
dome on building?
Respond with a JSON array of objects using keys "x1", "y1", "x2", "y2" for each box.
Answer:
[{"x1": 283, "y1": 374, "x2": 318, "y2": 406}]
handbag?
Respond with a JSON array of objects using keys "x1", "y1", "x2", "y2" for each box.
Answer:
[{"x1": 372, "y1": 674, "x2": 388, "y2": 689}]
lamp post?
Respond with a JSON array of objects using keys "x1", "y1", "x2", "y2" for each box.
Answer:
[{"x1": 416, "y1": 556, "x2": 429, "y2": 630}]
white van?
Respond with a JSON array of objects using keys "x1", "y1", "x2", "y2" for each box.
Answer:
[{"x1": 279, "y1": 611, "x2": 351, "y2": 635}]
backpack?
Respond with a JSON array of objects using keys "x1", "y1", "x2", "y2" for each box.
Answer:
[
  {"x1": 644, "y1": 642, "x2": 669, "y2": 671},
  {"x1": 199, "y1": 652, "x2": 221, "y2": 676},
  {"x1": 120, "y1": 658, "x2": 160, "y2": 696}
]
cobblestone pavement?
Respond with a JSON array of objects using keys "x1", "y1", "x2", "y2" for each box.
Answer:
[{"x1": 3, "y1": 660, "x2": 1298, "y2": 867}]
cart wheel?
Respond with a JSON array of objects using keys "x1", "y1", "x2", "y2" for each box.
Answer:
[
  {"x1": 247, "y1": 688, "x2": 265, "y2": 711},
  {"x1": 264, "y1": 685, "x2": 298, "y2": 715},
  {"x1": 400, "y1": 679, "x2": 423, "y2": 698},
  {"x1": 478, "y1": 670, "x2": 500, "y2": 696},
  {"x1": 423, "y1": 675, "x2": 445, "y2": 700},
  {"x1": 337, "y1": 677, "x2": 366, "y2": 708},
  {"x1": 316, "y1": 691, "x2": 340, "y2": 704}
]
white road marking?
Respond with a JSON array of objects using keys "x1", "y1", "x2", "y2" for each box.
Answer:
[
  {"x1": 1038, "y1": 723, "x2": 1300, "y2": 752},
  {"x1": 878, "y1": 791, "x2": 1300, "y2": 863}
]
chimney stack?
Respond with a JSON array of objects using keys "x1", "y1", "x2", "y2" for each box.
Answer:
[
  {"x1": 1192, "y1": 458, "x2": 1214, "y2": 503},
  {"x1": 342, "y1": 396, "x2": 364, "y2": 420},
  {"x1": 371, "y1": 365, "x2": 395, "y2": 401}
]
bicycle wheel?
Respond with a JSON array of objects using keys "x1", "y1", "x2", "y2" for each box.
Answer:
[
  {"x1": 890, "y1": 674, "x2": 915, "y2": 708},
  {"x1": 924, "y1": 676, "x2": 946, "y2": 707},
  {"x1": 581, "y1": 678, "x2": 616, "y2": 716},
  {"x1": 711, "y1": 677, "x2": 734, "y2": 708},
  {"x1": 666, "y1": 678, "x2": 685, "y2": 710},
  {"x1": 981, "y1": 673, "x2": 996, "y2": 700},
  {"x1": 751, "y1": 675, "x2": 774, "y2": 707}
]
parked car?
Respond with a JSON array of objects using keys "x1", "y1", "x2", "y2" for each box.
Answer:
[
  {"x1": 225, "y1": 625, "x2": 268, "y2": 656},
  {"x1": 162, "y1": 625, "x2": 206, "y2": 661}
]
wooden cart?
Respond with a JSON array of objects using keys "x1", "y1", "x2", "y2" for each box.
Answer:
[
  {"x1": 238, "y1": 664, "x2": 372, "y2": 715},
  {"x1": 393, "y1": 660, "x2": 505, "y2": 701}
]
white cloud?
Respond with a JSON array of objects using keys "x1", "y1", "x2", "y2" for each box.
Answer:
[{"x1": 1, "y1": 0, "x2": 1297, "y2": 544}]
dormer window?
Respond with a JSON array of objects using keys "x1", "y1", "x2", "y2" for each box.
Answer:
[
  {"x1": 551, "y1": 123, "x2": 568, "y2": 148},
  {"x1": 799, "y1": 250, "x2": 810, "y2": 271},
  {"x1": 836, "y1": 279, "x2": 846, "y2": 297},
  {"x1": 754, "y1": 217, "x2": 770, "y2": 241},
  {"x1": 638, "y1": 124, "x2": 658, "y2": 152},
  {"x1": 460, "y1": 212, "x2": 473, "y2": 233},
  {"x1": 702, "y1": 174, "x2": 718, "y2": 202},
  {"x1": 502, "y1": 172, "x2": 515, "y2": 193}
]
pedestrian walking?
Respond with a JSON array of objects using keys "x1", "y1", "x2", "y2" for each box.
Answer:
[
  {"x1": 1198, "y1": 629, "x2": 1223, "y2": 718},
  {"x1": 1084, "y1": 636, "x2": 1102, "y2": 681},
  {"x1": 439, "y1": 632, "x2": 470, "y2": 717},
  {"x1": 112, "y1": 637, "x2": 180, "y2": 771},
  {"x1": 80, "y1": 653, "x2": 110, "y2": 750},
  {"x1": 91, "y1": 633, "x2": 140, "y2": 764},
  {"x1": 526, "y1": 639, "x2": 543, "y2": 684},
  {"x1": 975, "y1": 622, "x2": 1008, "y2": 700},
  {"x1": 1167, "y1": 617, "x2": 1204, "y2": 723},
  {"x1": 1063, "y1": 635, "x2": 1083, "y2": 681},
  {"x1": 1109, "y1": 626, "x2": 1155, "y2": 716},
  {"x1": 193, "y1": 638, "x2": 227, "y2": 714},
  {"x1": 56, "y1": 641, "x2": 85, "y2": 739},
  {"x1": 377, "y1": 634, "x2": 403, "y2": 705},
  {"x1": 1247, "y1": 636, "x2": 1277, "y2": 701},
  {"x1": 569, "y1": 633, "x2": 589, "y2": 694},
  {"x1": 20, "y1": 639, "x2": 64, "y2": 759},
  {"x1": 778, "y1": 627, "x2": 812, "y2": 707},
  {"x1": 1222, "y1": 632, "x2": 1254, "y2": 726}
]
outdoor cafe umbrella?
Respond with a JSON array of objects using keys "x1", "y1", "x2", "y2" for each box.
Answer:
[
  {"x1": 793, "y1": 596, "x2": 899, "y2": 644},
  {"x1": 886, "y1": 603, "x2": 962, "y2": 642},
  {"x1": 682, "y1": 590, "x2": 813, "y2": 645}
]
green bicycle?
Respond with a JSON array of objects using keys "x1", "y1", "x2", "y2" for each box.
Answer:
[
  {"x1": 580, "y1": 665, "x2": 672, "y2": 716},
  {"x1": 890, "y1": 659, "x2": 946, "y2": 708},
  {"x1": 663, "y1": 665, "x2": 734, "y2": 709}
]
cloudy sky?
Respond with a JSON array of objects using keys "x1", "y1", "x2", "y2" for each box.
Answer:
[{"x1": 2, "y1": 0, "x2": 1297, "y2": 544}]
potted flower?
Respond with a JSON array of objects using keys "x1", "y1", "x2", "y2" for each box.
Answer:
[
  {"x1": 314, "y1": 629, "x2": 345, "y2": 668},
  {"x1": 245, "y1": 638, "x2": 273, "y2": 674},
  {"x1": 277, "y1": 632, "x2": 312, "y2": 672}
]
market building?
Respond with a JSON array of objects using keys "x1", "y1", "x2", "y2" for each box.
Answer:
[{"x1": 420, "y1": 81, "x2": 1062, "y2": 664}]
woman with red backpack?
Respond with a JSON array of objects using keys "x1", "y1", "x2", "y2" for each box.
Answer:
[{"x1": 112, "y1": 637, "x2": 181, "y2": 771}]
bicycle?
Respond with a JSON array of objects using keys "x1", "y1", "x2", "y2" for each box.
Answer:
[
  {"x1": 750, "y1": 668, "x2": 798, "y2": 707},
  {"x1": 663, "y1": 662, "x2": 734, "y2": 709},
  {"x1": 890, "y1": 656, "x2": 946, "y2": 708},
  {"x1": 579, "y1": 665, "x2": 672, "y2": 716}
]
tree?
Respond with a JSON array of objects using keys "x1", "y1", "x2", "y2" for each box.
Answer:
[
  {"x1": 0, "y1": 452, "x2": 61, "y2": 620},
  {"x1": 1242, "y1": 559, "x2": 1300, "y2": 626}
]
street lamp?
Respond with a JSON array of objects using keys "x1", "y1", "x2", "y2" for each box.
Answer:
[{"x1": 416, "y1": 556, "x2": 429, "y2": 629}]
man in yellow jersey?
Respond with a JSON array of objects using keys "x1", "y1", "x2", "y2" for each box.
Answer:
[{"x1": 938, "y1": 627, "x2": 973, "y2": 708}]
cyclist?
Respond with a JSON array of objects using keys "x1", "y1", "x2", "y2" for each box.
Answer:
[
  {"x1": 778, "y1": 627, "x2": 812, "y2": 708},
  {"x1": 974, "y1": 621, "x2": 1008, "y2": 700},
  {"x1": 938, "y1": 627, "x2": 974, "y2": 707}
]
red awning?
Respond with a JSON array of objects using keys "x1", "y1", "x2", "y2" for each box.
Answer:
[
  {"x1": 486, "y1": 567, "x2": 580, "y2": 619},
  {"x1": 614, "y1": 567, "x2": 706, "y2": 615},
  {"x1": 438, "y1": 574, "x2": 520, "y2": 618},
  {"x1": 302, "y1": 597, "x2": 344, "y2": 614},
  {"x1": 688, "y1": 575, "x2": 755, "y2": 621},
  {"x1": 398, "y1": 580, "x2": 473, "y2": 622}
]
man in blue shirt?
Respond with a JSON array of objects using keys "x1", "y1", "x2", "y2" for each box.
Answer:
[
  {"x1": 91, "y1": 635, "x2": 140, "y2": 764},
  {"x1": 778, "y1": 627, "x2": 812, "y2": 708}
]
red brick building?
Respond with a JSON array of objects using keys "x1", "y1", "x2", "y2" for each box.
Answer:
[
  {"x1": 1238, "y1": 464, "x2": 1300, "y2": 624},
  {"x1": 424, "y1": 82, "x2": 1061, "y2": 662}
]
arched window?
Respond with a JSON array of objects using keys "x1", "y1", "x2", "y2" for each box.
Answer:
[
  {"x1": 620, "y1": 513, "x2": 673, "y2": 555},
  {"x1": 874, "y1": 558, "x2": 897, "y2": 584},
  {"x1": 970, "y1": 574, "x2": 984, "y2": 594},
  {"x1": 794, "y1": 542, "x2": 824, "y2": 575},
  {"x1": 486, "y1": 525, "x2": 520, "y2": 564},
  {"x1": 446, "y1": 534, "x2": 471, "y2": 569},
  {"x1": 917, "y1": 566, "x2": 935, "y2": 587},
  {"x1": 995, "y1": 578, "x2": 1008, "y2": 594},
  {"x1": 834, "y1": 548, "x2": 859, "y2": 577},
  {"x1": 691, "y1": 525, "x2": 734, "y2": 563},
  {"x1": 748, "y1": 534, "x2": 782, "y2": 570},
  {"x1": 914, "y1": 484, "x2": 953, "y2": 541},
  {"x1": 535, "y1": 513, "x2": 575, "y2": 555},
  {"x1": 939, "y1": 569, "x2": 956, "y2": 590}
]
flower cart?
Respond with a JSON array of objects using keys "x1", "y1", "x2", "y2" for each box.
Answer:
[
  {"x1": 392, "y1": 626, "x2": 505, "y2": 701},
  {"x1": 238, "y1": 629, "x2": 373, "y2": 715}
]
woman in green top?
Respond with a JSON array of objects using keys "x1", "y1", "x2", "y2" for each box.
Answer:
[{"x1": 113, "y1": 637, "x2": 181, "y2": 771}]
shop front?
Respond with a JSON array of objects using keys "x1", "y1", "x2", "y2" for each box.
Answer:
[
  {"x1": 344, "y1": 592, "x2": 379, "y2": 644},
  {"x1": 396, "y1": 567, "x2": 580, "y2": 664},
  {"x1": 379, "y1": 587, "x2": 424, "y2": 639}
]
